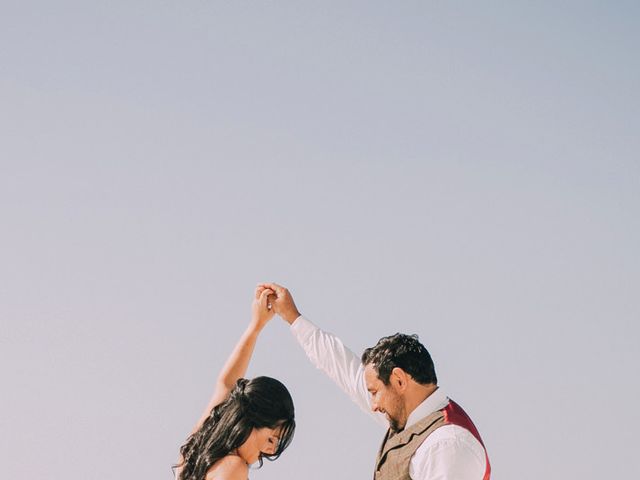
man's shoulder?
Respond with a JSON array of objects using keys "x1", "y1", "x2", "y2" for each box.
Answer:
[
  {"x1": 418, "y1": 424, "x2": 486, "y2": 461},
  {"x1": 410, "y1": 425, "x2": 487, "y2": 479}
]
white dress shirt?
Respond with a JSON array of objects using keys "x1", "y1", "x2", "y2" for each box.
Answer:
[{"x1": 290, "y1": 316, "x2": 487, "y2": 480}]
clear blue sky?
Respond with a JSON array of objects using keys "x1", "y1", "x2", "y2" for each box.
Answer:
[{"x1": 1, "y1": 2, "x2": 638, "y2": 479}]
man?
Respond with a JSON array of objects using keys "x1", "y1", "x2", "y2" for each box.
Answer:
[{"x1": 261, "y1": 282, "x2": 491, "y2": 480}]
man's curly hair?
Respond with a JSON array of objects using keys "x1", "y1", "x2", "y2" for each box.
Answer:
[{"x1": 361, "y1": 333, "x2": 437, "y2": 385}]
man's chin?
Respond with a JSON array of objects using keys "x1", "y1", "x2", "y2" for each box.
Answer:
[{"x1": 389, "y1": 418, "x2": 402, "y2": 433}]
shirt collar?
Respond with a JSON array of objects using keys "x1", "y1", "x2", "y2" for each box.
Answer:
[{"x1": 404, "y1": 386, "x2": 449, "y2": 430}]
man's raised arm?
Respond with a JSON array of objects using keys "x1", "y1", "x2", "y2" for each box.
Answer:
[{"x1": 259, "y1": 282, "x2": 386, "y2": 427}]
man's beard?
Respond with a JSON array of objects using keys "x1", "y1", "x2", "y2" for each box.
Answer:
[
  {"x1": 387, "y1": 398, "x2": 406, "y2": 433},
  {"x1": 389, "y1": 416, "x2": 403, "y2": 433}
]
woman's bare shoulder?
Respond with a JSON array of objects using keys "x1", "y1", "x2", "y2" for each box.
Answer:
[{"x1": 205, "y1": 455, "x2": 249, "y2": 480}]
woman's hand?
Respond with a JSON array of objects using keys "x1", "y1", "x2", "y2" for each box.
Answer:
[{"x1": 250, "y1": 286, "x2": 276, "y2": 331}]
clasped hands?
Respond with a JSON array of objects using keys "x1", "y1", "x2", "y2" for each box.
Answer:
[{"x1": 252, "y1": 282, "x2": 301, "y2": 329}]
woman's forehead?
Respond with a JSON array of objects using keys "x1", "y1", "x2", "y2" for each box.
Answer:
[
  {"x1": 271, "y1": 424, "x2": 284, "y2": 436},
  {"x1": 257, "y1": 424, "x2": 283, "y2": 436}
]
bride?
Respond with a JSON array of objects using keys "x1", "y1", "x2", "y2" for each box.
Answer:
[{"x1": 175, "y1": 286, "x2": 295, "y2": 480}]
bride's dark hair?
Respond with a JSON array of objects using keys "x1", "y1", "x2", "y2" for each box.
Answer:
[{"x1": 176, "y1": 376, "x2": 295, "y2": 480}]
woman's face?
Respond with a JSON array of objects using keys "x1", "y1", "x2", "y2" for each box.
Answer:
[{"x1": 237, "y1": 426, "x2": 283, "y2": 465}]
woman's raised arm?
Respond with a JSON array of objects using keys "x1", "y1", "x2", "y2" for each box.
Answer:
[{"x1": 189, "y1": 286, "x2": 275, "y2": 436}]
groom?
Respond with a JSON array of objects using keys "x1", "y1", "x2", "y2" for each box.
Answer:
[{"x1": 262, "y1": 282, "x2": 491, "y2": 480}]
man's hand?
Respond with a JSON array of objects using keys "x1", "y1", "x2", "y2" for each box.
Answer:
[{"x1": 258, "y1": 282, "x2": 301, "y2": 325}]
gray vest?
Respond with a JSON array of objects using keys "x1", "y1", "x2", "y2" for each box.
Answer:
[{"x1": 373, "y1": 410, "x2": 446, "y2": 480}]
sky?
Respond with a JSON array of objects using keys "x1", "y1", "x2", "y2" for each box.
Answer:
[{"x1": 1, "y1": 1, "x2": 639, "y2": 479}]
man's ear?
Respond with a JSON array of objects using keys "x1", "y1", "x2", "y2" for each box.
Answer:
[{"x1": 390, "y1": 367, "x2": 409, "y2": 392}]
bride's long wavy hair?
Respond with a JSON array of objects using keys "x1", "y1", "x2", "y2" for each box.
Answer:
[{"x1": 176, "y1": 376, "x2": 295, "y2": 480}]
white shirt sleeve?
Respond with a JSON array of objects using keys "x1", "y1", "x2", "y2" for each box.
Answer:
[
  {"x1": 290, "y1": 316, "x2": 387, "y2": 427},
  {"x1": 409, "y1": 425, "x2": 487, "y2": 480}
]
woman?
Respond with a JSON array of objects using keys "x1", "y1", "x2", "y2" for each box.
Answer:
[{"x1": 175, "y1": 286, "x2": 295, "y2": 480}]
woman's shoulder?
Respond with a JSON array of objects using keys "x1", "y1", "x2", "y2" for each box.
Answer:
[{"x1": 205, "y1": 454, "x2": 249, "y2": 480}]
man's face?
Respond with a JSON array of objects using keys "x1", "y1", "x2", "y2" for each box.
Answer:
[{"x1": 364, "y1": 363, "x2": 406, "y2": 432}]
